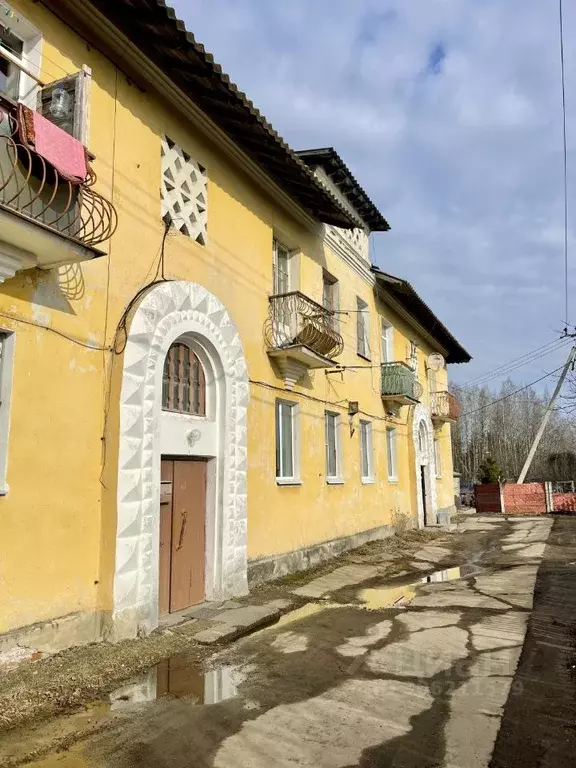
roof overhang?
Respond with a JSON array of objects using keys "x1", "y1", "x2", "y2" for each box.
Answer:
[
  {"x1": 39, "y1": 0, "x2": 361, "y2": 231},
  {"x1": 297, "y1": 147, "x2": 390, "y2": 232},
  {"x1": 372, "y1": 266, "x2": 471, "y2": 364}
]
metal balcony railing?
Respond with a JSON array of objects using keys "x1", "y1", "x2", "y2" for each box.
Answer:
[
  {"x1": 264, "y1": 291, "x2": 344, "y2": 359},
  {"x1": 431, "y1": 391, "x2": 461, "y2": 421},
  {"x1": 0, "y1": 103, "x2": 117, "y2": 248},
  {"x1": 381, "y1": 361, "x2": 423, "y2": 402}
]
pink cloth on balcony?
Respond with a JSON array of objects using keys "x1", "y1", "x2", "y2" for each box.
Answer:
[{"x1": 18, "y1": 104, "x2": 87, "y2": 183}]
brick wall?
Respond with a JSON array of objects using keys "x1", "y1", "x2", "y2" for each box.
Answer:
[
  {"x1": 475, "y1": 482, "x2": 576, "y2": 515},
  {"x1": 552, "y1": 493, "x2": 576, "y2": 513},
  {"x1": 503, "y1": 483, "x2": 547, "y2": 515}
]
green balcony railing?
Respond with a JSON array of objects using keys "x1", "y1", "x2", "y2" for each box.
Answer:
[{"x1": 381, "y1": 361, "x2": 423, "y2": 403}]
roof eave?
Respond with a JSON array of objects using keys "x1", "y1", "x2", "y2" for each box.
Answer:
[
  {"x1": 296, "y1": 147, "x2": 390, "y2": 232},
  {"x1": 371, "y1": 266, "x2": 472, "y2": 364}
]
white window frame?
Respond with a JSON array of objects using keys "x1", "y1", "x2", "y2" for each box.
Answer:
[
  {"x1": 0, "y1": 7, "x2": 42, "y2": 107},
  {"x1": 434, "y1": 438, "x2": 442, "y2": 478},
  {"x1": 275, "y1": 399, "x2": 300, "y2": 485},
  {"x1": 0, "y1": 330, "x2": 15, "y2": 495},
  {"x1": 273, "y1": 239, "x2": 293, "y2": 295},
  {"x1": 409, "y1": 341, "x2": 419, "y2": 375},
  {"x1": 356, "y1": 297, "x2": 370, "y2": 360},
  {"x1": 325, "y1": 410, "x2": 343, "y2": 483},
  {"x1": 359, "y1": 420, "x2": 374, "y2": 483},
  {"x1": 386, "y1": 427, "x2": 398, "y2": 482},
  {"x1": 380, "y1": 317, "x2": 394, "y2": 363},
  {"x1": 322, "y1": 270, "x2": 339, "y2": 330}
]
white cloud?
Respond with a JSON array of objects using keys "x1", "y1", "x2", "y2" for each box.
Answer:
[{"x1": 174, "y1": 0, "x2": 576, "y2": 384}]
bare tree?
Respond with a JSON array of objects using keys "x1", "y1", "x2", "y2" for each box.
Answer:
[{"x1": 451, "y1": 379, "x2": 576, "y2": 483}]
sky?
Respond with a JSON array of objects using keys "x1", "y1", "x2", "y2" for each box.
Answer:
[{"x1": 173, "y1": 0, "x2": 576, "y2": 390}]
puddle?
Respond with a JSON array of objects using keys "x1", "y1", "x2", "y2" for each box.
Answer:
[
  {"x1": 423, "y1": 566, "x2": 463, "y2": 584},
  {"x1": 359, "y1": 567, "x2": 464, "y2": 610},
  {"x1": 109, "y1": 654, "x2": 246, "y2": 709}
]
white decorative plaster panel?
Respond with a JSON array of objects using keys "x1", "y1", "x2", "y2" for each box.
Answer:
[
  {"x1": 412, "y1": 402, "x2": 437, "y2": 528},
  {"x1": 161, "y1": 136, "x2": 208, "y2": 245},
  {"x1": 113, "y1": 281, "x2": 249, "y2": 638}
]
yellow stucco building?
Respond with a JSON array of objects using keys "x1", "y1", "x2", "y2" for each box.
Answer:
[{"x1": 0, "y1": 0, "x2": 470, "y2": 652}]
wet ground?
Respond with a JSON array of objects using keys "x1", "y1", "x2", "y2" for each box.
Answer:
[
  {"x1": 5, "y1": 514, "x2": 575, "y2": 768},
  {"x1": 0, "y1": 526, "x2": 468, "y2": 737}
]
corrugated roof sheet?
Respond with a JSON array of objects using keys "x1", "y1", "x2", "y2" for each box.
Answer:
[
  {"x1": 83, "y1": 0, "x2": 361, "y2": 229},
  {"x1": 372, "y1": 266, "x2": 471, "y2": 364},
  {"x1": 297, "y1": 147, "x2": 390, "y2": 232}
]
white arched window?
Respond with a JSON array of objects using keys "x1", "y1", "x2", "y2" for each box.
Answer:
[{"x1": 418, "y1": 422, "x2": 427, "y2": 453}]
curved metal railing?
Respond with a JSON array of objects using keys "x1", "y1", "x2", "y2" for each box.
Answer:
[
  {"x1": 264, "y1": 291, "x2": 344, "y2": 359},
  {"x1": 431, "y1": 391, "x2": 461, "y2": 421},
  {"x1": 0, "y1": 105, "x2": 117, "y2": 248},
  {"x1": 381, "y1": 361, "x2": 423, "y2": 401}
]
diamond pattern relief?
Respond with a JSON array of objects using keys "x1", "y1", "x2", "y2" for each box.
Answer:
[
  {"x1": 114, "y1": 281, "x2": 249, "y2": 638},
  {"x1": 161, "y1": 136, "x2": 207, "y2": 245}
]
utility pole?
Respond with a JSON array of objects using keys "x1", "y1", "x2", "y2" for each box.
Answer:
[{"x1": 517, "y1": 344, "x2": 576, "y2": 483}]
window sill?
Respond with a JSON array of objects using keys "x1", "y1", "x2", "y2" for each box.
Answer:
[
  {"x1": 361, "y1": 477, "x2": 375, "y2": 485},
  {"x1": 0, "y1": 486, "x2": 8, "y2": 496},
  {"x1": 326, "y1": 478, "x2": 344, "y2": 485},
  {"x1": 388, "y1": 477, "x2": 399, "y2": 484},
  {"x1": 356, "y1": 352, "x2": 371, "y2": 362},
  {"x1": 276, "y1": 478, "x2": 302, "y2": 486}
]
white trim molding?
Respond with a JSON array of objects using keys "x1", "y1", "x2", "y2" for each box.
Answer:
[
  {"x1": 412, "y1": 402, "x2": 437, "y2": 528},
  {"x1": 112, "y1": 281, "x2": 249, "y2": 639}
]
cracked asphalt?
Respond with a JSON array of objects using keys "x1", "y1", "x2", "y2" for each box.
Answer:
[{"x1": 15, "y1": 514, "x2": 576, "y2": 768}]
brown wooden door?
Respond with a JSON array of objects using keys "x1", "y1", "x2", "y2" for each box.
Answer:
[
  {"x1": 159, "y1": 460, "x2": 174, "y2": 617},
  {"x1": 159, "y1": 458, "x2": 206, "y2": 616}
]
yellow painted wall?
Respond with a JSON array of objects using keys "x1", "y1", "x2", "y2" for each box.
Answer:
[{"x1": 0, "y1": 0, "x2": 462, "y2": 635}]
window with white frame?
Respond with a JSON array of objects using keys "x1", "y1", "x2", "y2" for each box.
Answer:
[
  {"x1": 360, "y1": 420, "x2": 374, "y2": 482},
  {"x1": 381, "y1": 318, "x2": 394, "y2": 363},
  {"x1": 273, "y1": 239, "x2": 292, "y2": 294},
  {"x1": 322, "y1": 270, "x2": 339, "y2": 330},
  {"x1": 356, "y1": 297, "x2": 370, "y2": 359},
  {"x1": 386, "y1": 427, "x2": 398, "y2": 481},
  {"x1": 0, "y1": 8, "x2": 41, "y2": 107},
  {"x1": 275, "y1": 399, "x2": 299, "y2": 482},
  {"x1": 409, "y1": 341, "x2": 418, "y2": 374},
  {"x1": 0, "y1": 330, "x2": 15, "y2": 494},
  {"x1": 325, "y1": 411, "x2": 342, "y2": 482},
  {"x1": 434, "y1": 438, "x2": 442, "y2": 478}
]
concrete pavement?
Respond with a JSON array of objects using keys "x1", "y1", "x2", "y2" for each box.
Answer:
[{"x1": 14, "y1": 514, "x2": 567, "y2": 768}]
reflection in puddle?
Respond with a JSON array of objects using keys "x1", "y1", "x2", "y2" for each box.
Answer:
[
  {"x1": 109, "y1": 655, "x2": 246, "y2": 710},
  {"x1": 423, "y1": 567, "x2": 462, "y2": 584},
  {"x1": 359, "y1": 567, "x2": 463, "y2": 610}
]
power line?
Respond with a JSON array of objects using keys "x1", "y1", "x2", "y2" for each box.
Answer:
[
  {"x1": 460, "y1": 338, "x2": 572, "y2": 388},
  {"x1": 460, "y1": 364, "x2": 566, "y2": 418},
  {"x1": 559, "y1": 0, "x2": 570, "y2": 327},
  {"x1": 459, "y1": 337, "x2": 566, "y2": 387}
]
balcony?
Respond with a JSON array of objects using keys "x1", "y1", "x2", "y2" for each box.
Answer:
[
  {"x1": 264, "y1": 291, "x2": 344, "y2": 388},
  {"x1": 431, "y1": 391, "x2": 461, "y2": 423},
  {"x1": 0, "y1": 100, "x2": 117, "y2": 283},
  {"x1": 381, "y1": 361, "x2": 423, "y2": 405}
]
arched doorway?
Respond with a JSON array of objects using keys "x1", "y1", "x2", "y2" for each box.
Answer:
[
  {"x1": 112, "y1": 281, "x2": 249, "y2": 639},
  {"x1": 412, "y1": 403, "x2": 437, "y2": 528}
]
